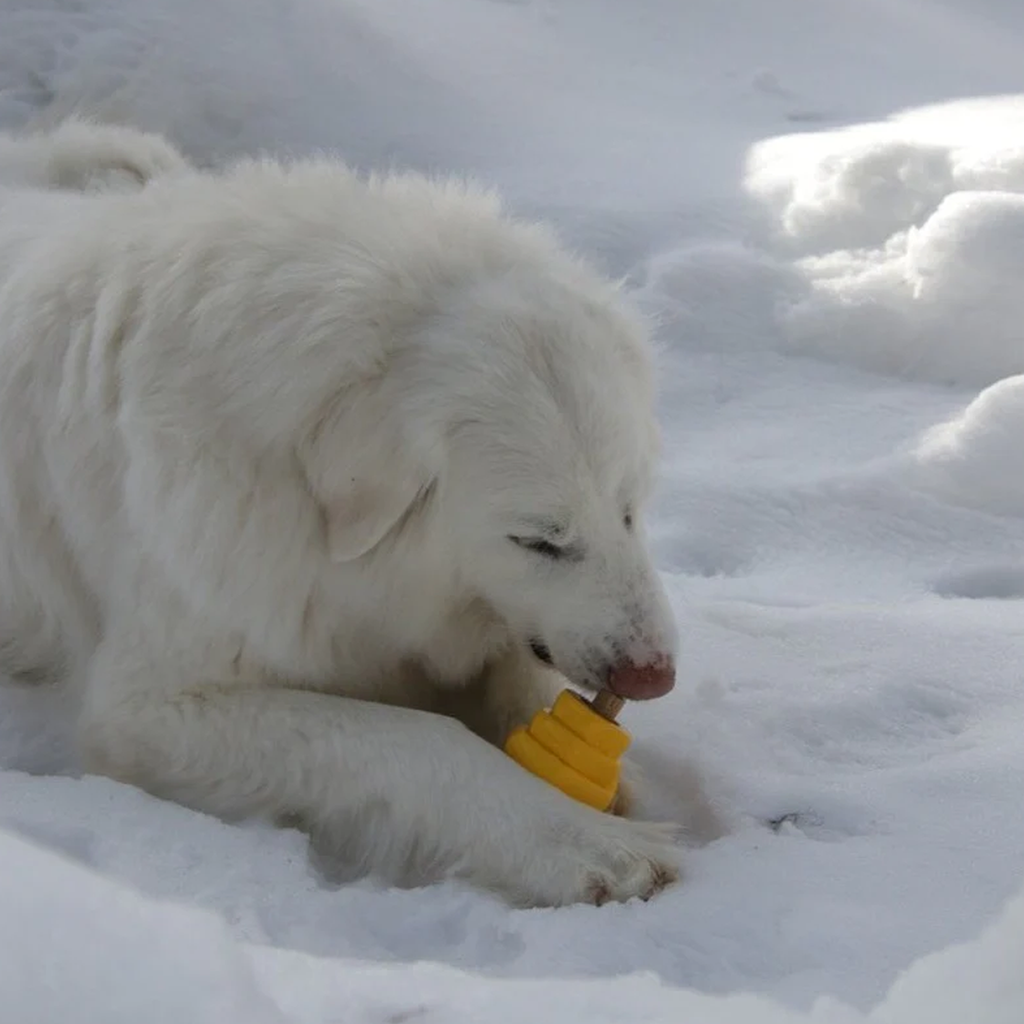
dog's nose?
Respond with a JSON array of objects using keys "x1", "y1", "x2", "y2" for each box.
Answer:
[{"x1": 606, "y1": 656, "x2": 675, "y2": 700}]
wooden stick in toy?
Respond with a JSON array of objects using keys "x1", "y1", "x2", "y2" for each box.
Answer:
[{"x1": 589, "y1": 688, "x2": 624, "y2": 721}]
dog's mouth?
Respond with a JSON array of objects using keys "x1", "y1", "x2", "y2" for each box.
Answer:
[
  {"x1": 528, "y1": 639, "x2": 554, "y2": 666},
  {"x1": 527, "y1": 638, "x2": 600, "y2": 693},
  {"x1": 526, "y1": 638, "x2": 675, "y2": 701}
]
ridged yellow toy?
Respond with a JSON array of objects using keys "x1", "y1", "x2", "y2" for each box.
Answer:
[{"x1": 504, "y1": 688, "x2": 630, "y2": 811}]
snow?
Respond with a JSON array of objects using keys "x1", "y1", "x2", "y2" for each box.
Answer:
[
  {"x1": 5, "y1": 824, "x2": 1024, "y2": 1024},
  {"x1": 740, "y1": 96, "x2": 1024, "y2": 385},
  {"x1": 910, "y1": 374, "x2": 1024, "y2": 515},
  {"x1": 2, "y1": 0, "x2": 1024, "y2": 1021}
]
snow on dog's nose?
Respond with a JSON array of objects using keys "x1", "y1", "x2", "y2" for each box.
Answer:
[{"x1": 606, "y1": 656, "x2": 675, "y2": 700}]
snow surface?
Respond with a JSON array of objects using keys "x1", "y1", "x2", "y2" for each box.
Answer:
[
  {"x1": 2, "y1": 0, "x2": 1024, "y2": 1021},
  {"x1": 3, "y1": 826, "x2": 1024, "y2": 1024}
]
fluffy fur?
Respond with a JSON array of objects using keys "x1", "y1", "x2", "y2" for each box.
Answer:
[{"x1": 0, "y1": 119, "x2": 683, "y2": 907}]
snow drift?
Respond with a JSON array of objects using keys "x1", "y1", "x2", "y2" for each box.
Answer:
[{"x1": 2, "y1": 826, "x2": 1022, "y2": 1024}]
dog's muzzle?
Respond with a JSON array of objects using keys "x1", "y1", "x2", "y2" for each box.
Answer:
[{"x1": 606, "y1": 656, "x2": 675, "y2": 700}]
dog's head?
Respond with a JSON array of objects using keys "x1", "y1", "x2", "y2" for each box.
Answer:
[
  {"x1": 300, "y1": 207, "x2": 676, "y2": 699},
  {"x1": 427, "y1": 266, "x2": 678, "y2": 699}
]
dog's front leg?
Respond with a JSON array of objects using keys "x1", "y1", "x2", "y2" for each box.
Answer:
[{"x1": 80, "y1": 635, "x2": 679, "y2": 907}]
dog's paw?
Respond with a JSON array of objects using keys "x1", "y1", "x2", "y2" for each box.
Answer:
[
  {"x1": 577, "y1": 819, "x2": 681, "y2": 906},
  {"x1": 510, "y1": 812, "x2": 681, "y2": 908}
]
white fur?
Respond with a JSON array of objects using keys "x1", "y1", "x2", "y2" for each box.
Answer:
[
  {"x1": 0, "y1": 120, "x2": 683, "y2": 907},
  {"x1": 0, "y1": 117, "x2": 188, "y2": 193}
]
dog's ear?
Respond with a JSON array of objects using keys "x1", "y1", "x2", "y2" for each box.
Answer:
[
  {"x1": 300, "y1": 385, "x2": 440, "y2": 563},
  {"x1": 320, "y1": 467, "x2": 433, "y2": 563}
]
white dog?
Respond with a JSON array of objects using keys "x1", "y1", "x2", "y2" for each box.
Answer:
[{"x1": 0, "y1": 119, "x2": 682, "y2": 907}]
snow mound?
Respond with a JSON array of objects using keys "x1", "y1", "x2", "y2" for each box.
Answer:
[
  {"x1": 748, "y1": 130, "x2": 954, "y2": 257},
  {"x1": 906, "y1": 374, "x2": 1024, "y2": 516},
  {"x1": 642, "y1": 96, "x2": 1024, "y2": 386},
  {"x1": 3, "y1": 825, "x2": 1023, "y2": 1024},
  {"x1": 0, "y1": 828, "x2": 283, "y2": 1024},
  {"x1": 751, "y1": 97, "x2": 1024, "y2": 386},
  {"x1": 745, "y1": 96, "x2": 1024, "y2": 257},
  {"x1": 782, "y1": 187, "x2": 1024, "y2": 387},
  {"x1": 870, "y1": 884, "x2": 1024, "y2": 1024}
]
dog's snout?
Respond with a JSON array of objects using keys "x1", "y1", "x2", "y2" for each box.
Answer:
[{"x1": 606, "y1": 655, "x2": 675, "y2": 701}]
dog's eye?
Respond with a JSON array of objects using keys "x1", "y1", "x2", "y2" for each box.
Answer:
[{"x1": 508, "y1": 535, "x2": 568, "y2": 560}]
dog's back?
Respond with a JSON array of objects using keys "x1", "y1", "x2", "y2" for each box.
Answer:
[{"x1": 0, "y1": 121, "x2": 188, "y2": 687}]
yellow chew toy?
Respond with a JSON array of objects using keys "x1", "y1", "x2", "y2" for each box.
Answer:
[{"x1": 503, "y1": 688, "x2": 630, "y2": 811}]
